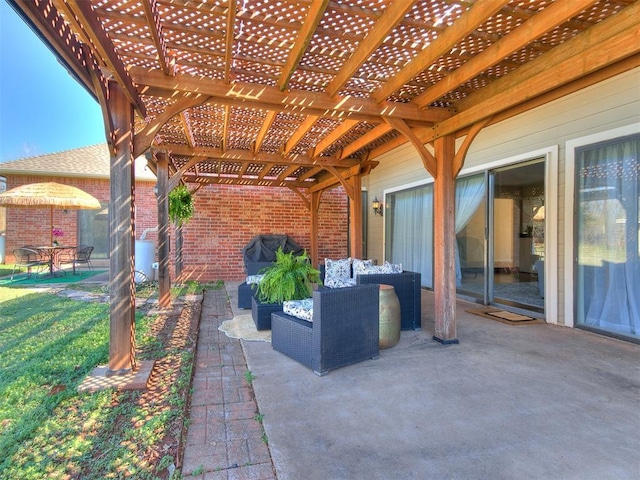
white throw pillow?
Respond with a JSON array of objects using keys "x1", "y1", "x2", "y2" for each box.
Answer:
[{"x1": 325, "y1": 257, "x2": 351, "y2": 283}]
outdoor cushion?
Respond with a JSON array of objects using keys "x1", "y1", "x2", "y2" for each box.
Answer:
[
  {"x1": 383, "y1": 261, "x2": 403, "y2": 273},
  {"x1": 353, "y1": 258, "x2": 373, "y2": 276},
  {"x1": 325, "y1": 257, "x2": 351, "y2": 283},
  {"x1": 283, "y1": 298, "x2": 314, "y2": 321},
  {"x1": 325, "y1": 277, "x2": 357, "y2": 289},
  {"x1": 246, "y1": 274, "x2": 265, "y2": 285},
  {"x1": 358, "y1": 261, "x2": 403, "y2": 275}
]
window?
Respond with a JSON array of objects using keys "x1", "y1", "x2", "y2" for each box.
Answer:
[{"x1": 575, "y1": 133, "x2": 640, "y2": 340}]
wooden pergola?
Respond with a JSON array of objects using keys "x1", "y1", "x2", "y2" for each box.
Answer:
[{"x1": 10, "y1": 0, "x2": 640, "y2": 374}]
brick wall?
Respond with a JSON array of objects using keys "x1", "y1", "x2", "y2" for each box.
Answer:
[
  {"x1": 177, "y1": 184, "x2": 349, "y2": 281},
  {"x1": 2, "y1": 175, "x2": 350, "y2": 282}
]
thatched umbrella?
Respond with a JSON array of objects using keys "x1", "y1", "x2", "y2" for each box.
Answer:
[{"x1": 0, "y1": 182, "x2": 101, "y2": 245}]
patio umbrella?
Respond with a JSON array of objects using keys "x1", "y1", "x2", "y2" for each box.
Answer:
[{"x1": 0, "y1": 182, "x2": 101, "y2": 245}]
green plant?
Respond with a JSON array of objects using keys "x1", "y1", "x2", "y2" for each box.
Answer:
[
  {"x1": 255, "y1": 247, "x2": 321, "y2": 304},
  {"x1": 244, "y1": 370, "x2": 256, "y2": 385},
  {"x1": 168, "y1": 184, "x2": 194, "y2": 226}
]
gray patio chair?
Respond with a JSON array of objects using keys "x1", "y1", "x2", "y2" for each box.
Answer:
[
  {"x1": 72, "y1": 245, "x2": 94, "y2": 274},
  {"x1": 11, "y1": 247, "x2": 48, "y2": 280}
]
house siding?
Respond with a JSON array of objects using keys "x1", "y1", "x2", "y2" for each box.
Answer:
[{"x1": 365, "y1": 67, "x2": 640, "y2": 327}]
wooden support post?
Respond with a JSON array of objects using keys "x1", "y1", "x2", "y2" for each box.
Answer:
[
  {"x1": 433, "y1": 134, "x2": 459, "y2": 344},
  {"x1": 155, "y1": 150, "x2": 171, "y2": 308},
  {"x1": 108, "y1": 80, "x2": 137, "y2": 372},
  {"x1": 348, "y1": 175, "x2": 363, "y2": 259},
  {"x1": 310, "y1": 191, "x2": 320, "y2": 268}
]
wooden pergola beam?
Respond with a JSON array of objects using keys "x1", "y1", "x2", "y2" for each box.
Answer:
[
  {"x1": 224, "y1": 0, "x2": 236, "y2": 84},
  {"x1": 129, "y1": 67, "x2": 452, "y2": 124},
  {"x1": 313, "y1": 119, "x2": 360, "y2": 157},
  {"x1": 339, "y1": 123, "x2": 394, "y2": 160},
  {"x1": 284, "y1": 116, "x2": 320, "y2": 155},
  {"x1": 277, "y1": 0, "x2": 331, "y2": 90},
  {"x1": 254, "y1": 111, "x2": 277, "y2": 154},
  {"x1": 67, "y1": 1, "x2": 147, "y2": 117},
  {"x1": 414, "y1": 0, "x2": 601, "y2": 108},
  {"x1": 142, "y1": 0, "x2": 173, "y2": 76},
  {"x1": 432, "y1": 3, "x2": 640, "y2": 140},
  {"x1": 222, "y1": 105, "x2": 232, "y2": 151},
  {"x1": 181, "y1": 173, "x2": 316, "y2": 189},
  {"x1": 372, "y1": 0, "x2": 511, "y2": 103},
  {"x1": 133, "y1": 94, "x2": 210, "y2": 157},
  {"x1": 179, "y1": 111, "x2": 196, "y2": 149},
  {"x1": 163, "y1": 145, "x2": 358, "y2": 167},
  {"x1": 325, "y1": 0, "x2": 417, "y2": 97}
]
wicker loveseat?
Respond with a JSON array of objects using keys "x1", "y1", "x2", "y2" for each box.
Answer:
[
  {"x1": 319, "y1": 262, "x2": 422, "y2": 331},
  {"x1": 237, "y1": 234, "x2": 304, "y2": 309},
  {"x1": 271, "y1": 284, "x2": 380, "y2": 376}
]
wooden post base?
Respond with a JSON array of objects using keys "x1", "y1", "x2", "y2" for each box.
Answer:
[{"x1": 77, "y1": 360, "x2": 155, "y2": 393}]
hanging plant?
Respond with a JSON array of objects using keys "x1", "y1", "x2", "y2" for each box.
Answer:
[{"x1": 168, "y1": 184, "x2": 194, "y2": 226}]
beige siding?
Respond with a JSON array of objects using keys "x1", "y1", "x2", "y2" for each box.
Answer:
[{"x1": 366, "y1": 67, "x2": 640, "y2": 326}]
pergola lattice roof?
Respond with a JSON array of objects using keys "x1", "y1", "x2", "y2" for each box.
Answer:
[{"x1": 11, "y1": 0, "x2": 640, "y2": 190}]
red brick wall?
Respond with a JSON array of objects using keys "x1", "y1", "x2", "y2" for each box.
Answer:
[
  {"x1": 177, "y1": 184, "x2": 349, "y2": 281},
  {"x1": 2, "y1": 175, "x2": 350, "y2": 282}
]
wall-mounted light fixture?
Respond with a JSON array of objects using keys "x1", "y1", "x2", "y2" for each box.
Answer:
[{"x1": 372, "y1": 196, "x2": 383, "y2": 216}]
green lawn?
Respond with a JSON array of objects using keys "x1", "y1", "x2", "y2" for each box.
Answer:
[{"x1": 0, "y1": 282, "x2": 213, "y2": 479}]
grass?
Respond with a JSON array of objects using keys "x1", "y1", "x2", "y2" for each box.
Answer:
[{"x1": 0, "y1": 280, "x2": 222, "y2": 479}]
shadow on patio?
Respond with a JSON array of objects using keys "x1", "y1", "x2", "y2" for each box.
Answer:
[{"x1": 229, "y1": 284, "x2": 640, "y2": 480}]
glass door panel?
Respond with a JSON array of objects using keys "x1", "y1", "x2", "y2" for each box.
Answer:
[
  {"x1": 456, "y1": 173, "x2": 486, "y2": 302},
  {"x1": 490, "y1": 160, "x2": 545, "y2": 311}
]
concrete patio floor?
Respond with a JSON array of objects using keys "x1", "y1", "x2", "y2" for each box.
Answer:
[{"x1": 225, "y1": 282, "x2": 640, "y2": 480}]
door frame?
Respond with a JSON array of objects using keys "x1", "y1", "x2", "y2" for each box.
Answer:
[{"x1": 459, "y1": 146, "x2": 558, "y2": 323}]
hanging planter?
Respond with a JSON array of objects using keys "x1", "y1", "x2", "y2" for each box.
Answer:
[{"x1": 168, "y1": 185, "x2": 194, "y2": 226}]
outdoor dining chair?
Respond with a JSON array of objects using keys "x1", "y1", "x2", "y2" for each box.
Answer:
[
  {"x1": 11, "y1": 247, "x2": 49, "y2": 280},
  {"x1": 72, "y1": 245, "x2": 94, "y2": 274}
]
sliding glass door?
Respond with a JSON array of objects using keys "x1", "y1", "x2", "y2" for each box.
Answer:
[{"x1": 575, "y1": 133, "x2": 639, "y2": 341}]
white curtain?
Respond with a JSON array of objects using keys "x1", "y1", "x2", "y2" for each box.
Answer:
[
  {"x1": 578, "y1": 135, "x2": 639, "y2": 338},
  {"x1": 389, "y1": 185, "x2": 433, "y2": 288},
  {"x1": 455, "y1": 175, "x2": 485, "y2": 286}
]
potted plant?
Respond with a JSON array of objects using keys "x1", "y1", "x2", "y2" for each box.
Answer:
[
  {"x1": 168, "y1": 184, "x2": 194, "y2": 226},
  {"x1": 251, "y1": 247, "x2": 321, "y2": 330},
  {"x1": 256, "y1": 247, "x2": 321, "y2": 304}
]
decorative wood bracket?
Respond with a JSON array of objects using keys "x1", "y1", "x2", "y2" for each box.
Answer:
[
  {"x1": 384, "y1": 117, "x2": 437, "y2": 177},
  {"x1": 133, "y1": 94, "x2": 210, "y2": 157},
  {"x1": 287, "y1": 186, "x2": 311, "y2": 211},
  {"x1": 324, "y1": 166, "x2": 356, "y2": 200},
  {"x1": 452, "y1": 117, "x2": 493, "y2": 177}
]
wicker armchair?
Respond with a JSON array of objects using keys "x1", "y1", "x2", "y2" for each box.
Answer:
[
  {"x1": 320, "y1": 264, "x2": 422, "y2": 331},
  {"x1": 271, "y1": 284, "x2": 379, "y2": 376}
]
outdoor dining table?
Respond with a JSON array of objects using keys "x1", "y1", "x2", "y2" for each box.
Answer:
[{"x1": 35, "y1": 245, "x2": 76, "y2": 277}]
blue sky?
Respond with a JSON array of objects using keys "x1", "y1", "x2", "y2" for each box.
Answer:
[{"x1": 0, "y1": 2, "x2": 106, "y2": 163}]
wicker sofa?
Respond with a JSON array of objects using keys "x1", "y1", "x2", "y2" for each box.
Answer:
[
  {"x1": 271, "y1": 284, "x2": 380, "y2": 376},
  {"x1": 320, "y1": 263, "x2": 422, "y2": 331}
]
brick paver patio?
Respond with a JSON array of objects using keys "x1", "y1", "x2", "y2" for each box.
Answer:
[{"x1": 181, "y1": 288, "x2": 276, "y2": 480}]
